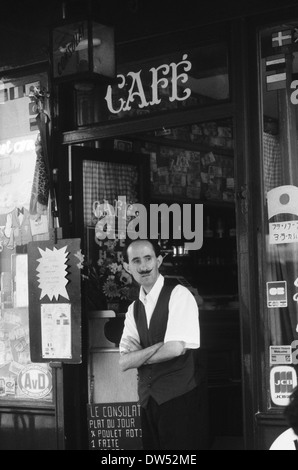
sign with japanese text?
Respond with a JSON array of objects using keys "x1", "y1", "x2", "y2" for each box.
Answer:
[{"x1": 269, "y1": 221, "x2": 298, "y2": 245}]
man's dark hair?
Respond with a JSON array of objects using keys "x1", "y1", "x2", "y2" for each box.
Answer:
[
  {"x1": 284, "y1": 387, "x2": 298, "y2": 435},
  {"x1": 122, "y1": 238, "x2": 161, "y2": 263}
]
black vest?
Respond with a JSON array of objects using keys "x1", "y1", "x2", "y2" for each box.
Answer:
[{"x1": 134, "y1": 279, "x2": 198, "y2": 407}]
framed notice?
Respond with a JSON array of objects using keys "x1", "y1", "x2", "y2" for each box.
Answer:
[{"x1": 27, "y1": 238, "x2": 82, "y2": 364}]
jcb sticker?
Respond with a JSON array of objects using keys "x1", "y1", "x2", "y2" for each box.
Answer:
[
  {"x1": 267, "y1": 281, "x2": 287, "y2": 308},
  {"x1": 270, "y1": 366, "x2": 297, "y2": 406}
]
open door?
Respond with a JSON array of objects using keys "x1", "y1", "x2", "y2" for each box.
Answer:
[{"x1": 71, "y1": 144, "x2": 150, "y2": 450}]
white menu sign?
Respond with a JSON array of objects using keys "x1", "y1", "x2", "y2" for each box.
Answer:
[{"x1": 41, "y1": 304, "x2": 72, "y2": 359}]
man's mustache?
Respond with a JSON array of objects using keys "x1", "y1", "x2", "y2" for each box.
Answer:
[{"x1": 138, "y1": 269, "x2": 153, "y2": 275}]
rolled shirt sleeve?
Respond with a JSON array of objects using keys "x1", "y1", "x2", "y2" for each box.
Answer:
[
  {"x1": 164, "y1": 285, "x2": 200, "y2": 349},
  {"x1": 119, "y1": 302, "x2": 140, "y2": 354}
]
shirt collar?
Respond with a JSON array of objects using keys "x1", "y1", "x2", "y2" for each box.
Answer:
[{"x1": 139, "y1": 274, "x2": 164, "y2": 305}]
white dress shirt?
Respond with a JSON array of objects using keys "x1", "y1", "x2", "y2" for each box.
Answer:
[
  {"x1": 270, "y1": 428, "x2": 298, "y2": 450},
  {"x1": 120, "y1": 274, "x2": 200, "y2": 353}
]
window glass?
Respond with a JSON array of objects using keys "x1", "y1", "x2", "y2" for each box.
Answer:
[
  {"x1": 0, "y1": 73, "x2": 53, "y2": 402},
  {"x1": 107, "y1": 44, "x2": 229, "y2": 120},
  {"x1": 75, "y1": 43, "x2": 230, "y2": 126},
  {"x1": 80, "y1": 155, "x2": 140, "y2": 312},
  {"x1": 261, "y1": 25, "x2": 298, "y2": 408},
  {"x1": 142, "y1": 119, "x2": 234, "y2": 202}
]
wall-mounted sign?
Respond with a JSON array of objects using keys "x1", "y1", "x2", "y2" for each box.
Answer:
[
  {"x1": 18, "y1": 364, "x2": 52, "y2": 400},
  {"x1": 270, "y1": 366, "x2": 297, "y2": 407},
  {"x1": 267, "y1": 281, "x2": 288, "y2": 308}
]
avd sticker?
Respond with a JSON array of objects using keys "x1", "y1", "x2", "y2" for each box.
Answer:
[{"x1": 18, "y1": 365, "x2": 52, "y2": 400}]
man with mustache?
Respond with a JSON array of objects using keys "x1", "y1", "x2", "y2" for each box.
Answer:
[{"x1": 119, "y1": 239, "x2": 202, "y2": 450}]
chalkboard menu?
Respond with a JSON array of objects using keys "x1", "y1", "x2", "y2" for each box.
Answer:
[{"x1": 87, "y1": 402, "x2": 143, "y2": 450}]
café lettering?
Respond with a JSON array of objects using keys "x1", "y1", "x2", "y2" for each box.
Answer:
[{"x1": 105, "y1": 54, "x2": 192, "y2": 113}]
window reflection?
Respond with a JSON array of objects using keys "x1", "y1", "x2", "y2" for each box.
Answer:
[
  {"x1": 0, "y1": 73, "x2": 52, "y2": 402},
  {"x1": 261, "y1": 26, "x2": 298, "y2": 358}
]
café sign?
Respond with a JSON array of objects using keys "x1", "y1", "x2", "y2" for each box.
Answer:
[{"x1": 105, "y1": 54, "x2": 192, "y2": 114}]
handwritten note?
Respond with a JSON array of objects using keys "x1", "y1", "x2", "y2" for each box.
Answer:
[{"x1": 269, "y1": 221, "x2": 298, "y2": 245}]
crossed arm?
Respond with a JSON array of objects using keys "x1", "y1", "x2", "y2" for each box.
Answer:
[{"x1": 119, "y1": 336, "x2": 185, "y2": 372}]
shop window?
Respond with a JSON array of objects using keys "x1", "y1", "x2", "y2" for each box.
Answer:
[
  {"x1": 260, "y1": 25, "x2": 298, "y2": 409},
  {"x1": 0, "y1": 72, "x2": 53, "y2": 403},
  {"x1": 141, "y1": 119, "x2": 234, "y2": 203},
  {"x1": 106, "y1": 44, "x2": 229, "y2": 120},
  {"x1": 126, "y1": 120, "x2": 237, "y2": 299}
]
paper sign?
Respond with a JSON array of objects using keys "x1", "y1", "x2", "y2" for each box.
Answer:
[
  {"x1": 267, "y1": 281, "x2": 288, "y2": 308},
  {"x1": 37, "y1": 246, "x2": 69, "y2": 301},
  {"x1": 15, "y1": 254, "x2": 29, "y2": 307},
  {"x1": 30, "y1": 215, "x2": 49, "y2": 237},
  {"x1": 267, "y1": 185, "x2": 298, "y2": 219},
  {"x1": 41, "y1": 304, "x2": 72, "y2": 359},
  {"x1": 269, "y1": 221, "x2": 298, "y2": 245},
  {"x1": 270, "y1": 346, "x2": 292, "y2": 365}
]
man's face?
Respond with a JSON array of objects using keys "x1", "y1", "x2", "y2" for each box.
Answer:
[{"x1": 124, "y1": 240, "x2": 163, "y2": 293}]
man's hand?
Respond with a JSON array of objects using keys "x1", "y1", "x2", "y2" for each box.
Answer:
[{"x1": 120, "y1": 336, "x2": 142, "y2": 354}]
